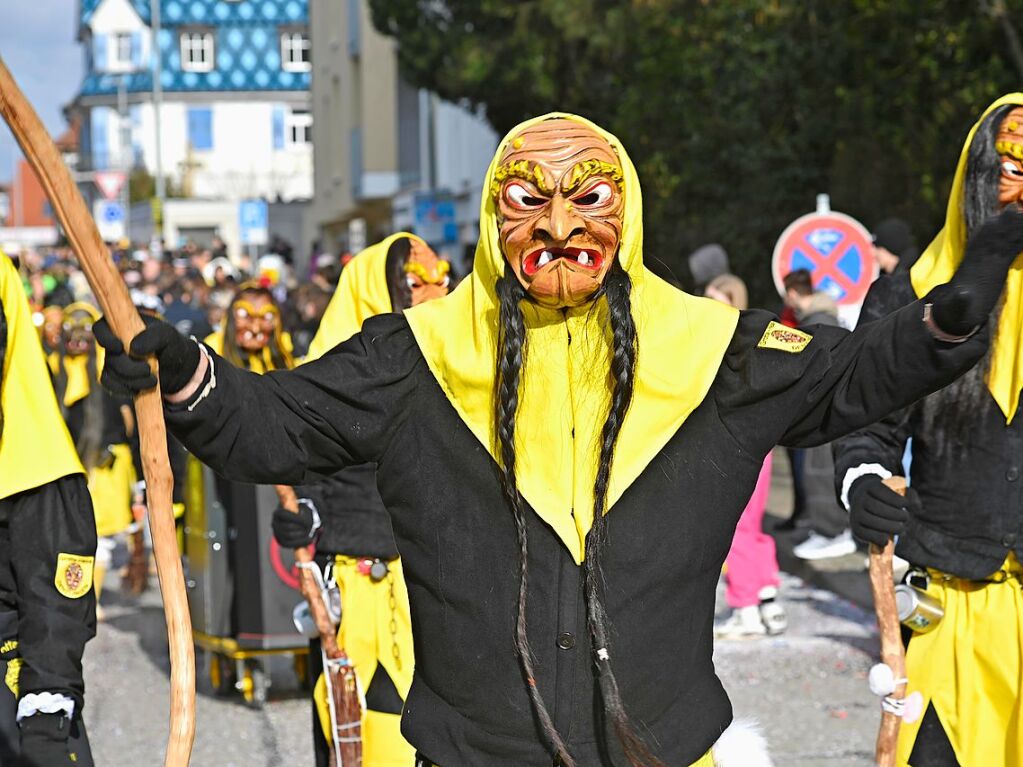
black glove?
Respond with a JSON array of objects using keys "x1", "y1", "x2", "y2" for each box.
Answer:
[
  {"x1": 18, "y1": 713, "x2": 78, "y2": 766},
  {"x1": 848, "y1": 475, "x2": 920, "y2": 546},
  {"x1": 272, "y1": 498, "x2": 321, "y2": 549},
  {"x1": 94, "y1": 314, "x2": 200, "y2": 397},
  {"x1": 931, "y1": 206, "x2": 1023, "y2": 336}
]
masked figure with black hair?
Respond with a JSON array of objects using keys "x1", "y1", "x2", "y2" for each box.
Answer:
[
  {"x1": 0, "y1": 251, "x2": 96, "y2": 766},
  {"x1": 835, "y1": 94, "x2": 1023, "y2": 767},
  {"x1": 204, "y1": 282, "x2": 294, "y2": 373},
  {"x1": 96, "y1": 115, "x2": 1020, "y2": 767},
  {"x1": 51, "y1": 302, "x2": 136, "y2": 617},
  {"x1": 274, "y1": 233, "x2": 450, "y2": 767}
]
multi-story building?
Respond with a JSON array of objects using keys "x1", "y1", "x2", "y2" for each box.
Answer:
[
  {"x1": 72, "y1": 0, "x2": 313, "y2": 204},
  {"x1": 309, "y1": 0, "x2": 497, "y2": 267}
]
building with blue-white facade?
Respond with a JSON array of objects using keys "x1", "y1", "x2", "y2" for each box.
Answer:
[{"x1": 73, "y1": 0, "x2": 313, "y2": 204}]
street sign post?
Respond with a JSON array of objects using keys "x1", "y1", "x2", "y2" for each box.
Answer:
[
  {"x1": 238, "y1": 200, "x2": 269, "y2": 247},
  {"x1": 772, "y1": 209, "x2": 876, "y2": 306},
  {"x1": 414, "y1": 193, "x2": 458, "y2": 245},
  {"x1": 93, "y1": 199, "x2": 126, "y2": 242},
  {"x1": 95, "y1": 170, "x2": 127, "y2": 201}
]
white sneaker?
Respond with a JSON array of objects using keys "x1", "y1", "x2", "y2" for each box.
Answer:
[
  {"x1": 757, "y1": 586, "x2": 788, "y2": 636},
  {"x1": 793, "y1": 529, "x2": 857, "y2": 561},
  {"x1": 715, "y1": 606, "x2": 767, "y2": 639}
]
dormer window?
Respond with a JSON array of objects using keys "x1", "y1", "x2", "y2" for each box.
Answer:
[
  {"x1": 180, "y1": 29, "x2": 215, "y2": 73},
  {"x1": 280, "y1": 29, "x2": 311, "y2": 73},
  {"x1": 114, "y1": 33, "x2": 133, "y2": 66}
]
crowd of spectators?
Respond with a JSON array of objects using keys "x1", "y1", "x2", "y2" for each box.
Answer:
[{"x1": 10, "y1": 236, "x2": 339, "y2": 360}]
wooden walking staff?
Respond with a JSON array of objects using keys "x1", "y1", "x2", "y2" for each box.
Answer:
[
  {"x1": 276, "y1": 485, "x2": 362, "y2": 767},
  {"x1": 869, "y1": 476, "x2": 908, "y2": 767},
  {"x1": 0, "y1": 56, "x2": 196, "y2": 765}
]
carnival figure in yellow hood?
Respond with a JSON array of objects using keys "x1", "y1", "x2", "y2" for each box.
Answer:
[
  {"x1": 0, "y1": 251, "x2": 97, "y2": 765},
  {"x1": 836, "y1": 94, "x2": 1023, "y2": 767},
  {"x1": 274, "y1": 233, "x2": 450, "y2": 767},
  {"x1": 50, "y1": 301, "x2": 136, "y2": 614},
  {"x1": 96, "y1": 114, "x2": 1022, "y2": 766},
  {"x1": 204, "y1": 282, "x2": 293, "y2": 373}
]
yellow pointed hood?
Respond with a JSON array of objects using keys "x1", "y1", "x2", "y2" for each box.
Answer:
[
  {"x1": 404, "y1": 113, "x2": 739, "y2": 563},
  {"x1": 0, "y1": 251, "x2": 84, "y2": 499},
  {"x1": 911, "y1": 93, "x2": 1023, "y2": 422},
  {"x1": 304, "y1": 232, "x2": 424, "y2": 362}
]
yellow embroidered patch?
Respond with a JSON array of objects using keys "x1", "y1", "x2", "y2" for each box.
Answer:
[
  {"x1": 55, "y1": 553, "x2": 94, "y2": 599},
  {"x1": 1, "y1": 639, "x2": 20, "y2": 696},
  {"x1": 757, "y1": 321, "x2": 812, "y2": 353}
]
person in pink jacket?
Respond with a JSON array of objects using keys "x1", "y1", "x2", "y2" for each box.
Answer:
[{"x1": 705, "y1": 274, "x2": 787, "y2": 639}]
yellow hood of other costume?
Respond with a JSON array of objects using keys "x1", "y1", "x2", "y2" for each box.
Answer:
[
  {"x1": 304, "y1": 233, "x2": 423, "y2": 362},
  {"x1": 405, "y1": 113, "x2": 739, "y2": 563},
  {"x1": 0, "y1": 252, "x2": 84, "y2": 499},
  {"x1": 911, "y1": 93, "x2": 1023, "y2": 422}
]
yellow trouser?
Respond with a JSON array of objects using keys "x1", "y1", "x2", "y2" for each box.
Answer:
[
  {"x1": 315, "y1": 556, "x2": 415, "y2": 767},
  {"x1": 897, "y1": 554, "x2": 1023, "y2": 766},
  {"x1": 88, "y1": 443, "x2": 136, "y2": 538}
]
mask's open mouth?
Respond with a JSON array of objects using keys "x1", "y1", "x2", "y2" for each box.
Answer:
[
  {"x1": 522, "y1": 247, "x2": 603, "y2": 277},
  {"x1": 240, "y1": 329, "x2": 268, "y2": 346}
]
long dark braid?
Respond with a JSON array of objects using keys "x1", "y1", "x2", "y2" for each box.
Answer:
[
  {"x1": 494, "y1": 272, "x2": 575, "y2": 764},
  {"x1": 585, "y1": 267, "x2": 664, "y2": 767},
  {"x1": 495, "y1": 264, "x2": 663, "y2": 766}
]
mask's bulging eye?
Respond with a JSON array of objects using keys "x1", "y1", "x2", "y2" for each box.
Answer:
[
  {"x1": 236, "y1": 309, "x2": 250, "y2": 319},
  {"x1": 406, "y1": 276, "x2": 417, "y2": 289},
  {"x1": 1004, "y1": 160, "x2": 1023, "y2": 178},
  {"x1": 505, "y1": 182, "x2": 548, "y2": 209},
  {"x1": 572, "y1": 180, "x2": 614, "y2": 208},
  {"x1": 262, "y1": 313, "x2": 275, "y2": 322}
]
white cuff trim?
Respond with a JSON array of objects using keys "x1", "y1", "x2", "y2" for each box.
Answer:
[
  {"x1": 841, "y1": 463, "x2": 893, "y2": 510},
  {"x1": 17, "y1": 692, "x2": 74, "y2": 721},
  {"x1": 187, "y1": 343, "x2": 218, "y2": 413},
  {"x1": 297, "y1": 498, "x2": 322, "y2": 538}
]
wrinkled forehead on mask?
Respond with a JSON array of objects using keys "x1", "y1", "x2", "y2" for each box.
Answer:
[{"x1": 492, "y1": 118, "x2": 624, "y2": 203}]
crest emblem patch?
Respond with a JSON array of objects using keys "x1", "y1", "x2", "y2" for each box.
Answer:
[
  {"x1": 757, "y1": 321, "x2": 812, "y2": 353},
  {"x1": 55, "y1": 553, "x2": 94, "y2": 599}
]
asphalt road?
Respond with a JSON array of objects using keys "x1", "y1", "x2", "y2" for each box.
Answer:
[{"x1": 83, "y1": 568, "x2": 881, "y2": 767}]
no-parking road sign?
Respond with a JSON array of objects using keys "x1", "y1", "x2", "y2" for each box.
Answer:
[{"x1": 772, "y1": 211, "x2": 876, "y2": 305}]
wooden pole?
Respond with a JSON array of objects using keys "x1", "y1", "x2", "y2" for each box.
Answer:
[
  {"x1": 870, "y1": 476, "x2": 908, "y2": 767},
  {"x1": 0, "y1": 55, "x2": 195, "y2": 765},
  {"x1": 275, "y1": 485, "x2": 362, "y2": 766}
]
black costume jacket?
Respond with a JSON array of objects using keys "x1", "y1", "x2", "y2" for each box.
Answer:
[
  {"x1": 298, "y1": 464, "x2": 398, "y2": 560},
  {"x1": 835, "y1": 271, "x2": 1017, "y2": 579},
  {"x1": 166, "y1": 298, "x2": 983, "y2": 765}
]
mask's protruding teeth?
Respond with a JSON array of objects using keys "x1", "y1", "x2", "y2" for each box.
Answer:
[
  {"x1": 578, "y1": 251, "x2": 591, "y2": 266},
  {"x1": 537, "y1": 250, "x2": 552, "y2": 267}
]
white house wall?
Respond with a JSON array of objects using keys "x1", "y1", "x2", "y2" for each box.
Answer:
[{"x1": 109, "y1": 101, "x2": 313, "y2": 201}]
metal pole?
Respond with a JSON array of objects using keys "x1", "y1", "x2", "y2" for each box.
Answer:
[
  {"x1": 13, "y1": 146, "x2": 23, "y2": 227},
  {"x1": 151, "y1": 0, "x2": 166, "y2": 202},
  {"x1": 118, "y1": 75, "x2": 131, "y2": 240}
]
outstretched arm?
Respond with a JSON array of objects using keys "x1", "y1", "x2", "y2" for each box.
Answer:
[
  {"x1": 717, "y1": 208, "x2": 1023, "y2": 456},
  {"x1": 96, "y1": 315, "x2": 419, "y2": 487}
]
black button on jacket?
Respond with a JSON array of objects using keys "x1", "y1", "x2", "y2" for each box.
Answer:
[{"x1": 167, "y1": 298, "x2": 983, "y2": 766}]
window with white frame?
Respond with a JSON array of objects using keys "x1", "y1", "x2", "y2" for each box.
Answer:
[
  {"x1": 180, "y1": 30, "x2": 215, "y2": 73},
  {"x1": 114, "y1": 32, "x2": 133, "y2": 66},
  {"x1": 280, "y1": 31, "x2": 311, "y2": 72},
  {"x1": 286, "y1": 110, "x2": 312, "y2": 146}
]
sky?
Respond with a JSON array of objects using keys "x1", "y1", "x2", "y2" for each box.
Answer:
[{"x1": 0, "y1": 1, "x2": 82, "y2": 180}]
